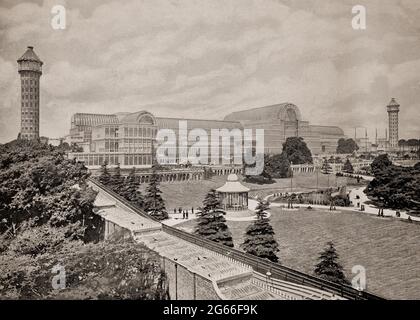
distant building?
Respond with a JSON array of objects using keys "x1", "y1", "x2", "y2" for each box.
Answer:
[
  {"x1": 67, "y1": 104, "x2": 345, "y2": 168},
  {"x1": 224, "y1": 103, "x2": 345, "y2": 155},
  {"x1": 17, "y1": 46, "x2": 43, "y2": 140}
]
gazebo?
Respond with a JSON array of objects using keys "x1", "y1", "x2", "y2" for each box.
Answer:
[{"x1": 216, "y1": 174, "x2": 250, "y2": 211}]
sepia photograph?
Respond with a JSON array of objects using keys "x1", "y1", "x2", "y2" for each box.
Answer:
[{"x1": 0, "y1": 0, "x2": 419, "y2": 312}]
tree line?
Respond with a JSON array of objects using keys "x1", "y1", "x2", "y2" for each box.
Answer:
[
  {"x1": 98, "y1": 162, "x2": 169, "y2": 221},
  {"x1": 365, "y1": 154, "x2": 420, "y2": 211}
]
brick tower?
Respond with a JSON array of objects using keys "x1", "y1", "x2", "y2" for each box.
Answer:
[
  {"x1": 386, "y1": 98, "x2": 400, "y2": 151},
  {"x1": 17, "y1": 46, "x2": 43, "y2": 140}
]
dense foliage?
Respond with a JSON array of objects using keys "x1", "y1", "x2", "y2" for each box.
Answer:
[
  {"x1": 244, "y1": 154, "x2": 275, "y2": 184},
  {"x1": 0, "y1": 139, "x2": 168, "y2": 300},
  {"x1": 118, "y1": 167, "x2": 145, "y2": 208},
  {"x1": 0, "y1": 139, "x2": 98, "y2": 240},
  {"x1": 244, "y1": 137, "x2": 312, "y2": 184},
  {"x1": 336, "y1": 138, "x2": 359, "y2": 154},
  {"x1": 144, "y1": 164, "x2": 168, "y2": 220},
  {"x1": 365, "y1": 154, "x2": 420, "y2": 210},
  {"x1": 398, "y1": 139, "x2": 420, "y2": 152},
  {"x1": 241, "y1": 200, "x2": 279, "y2": 262},
  {"x1": 0, "y1": 239, "x2": 169, "y2": 299},
  {"x1": 194, "y1": 189, "x2": 233, "y2": 247},
  {"x1": 314, "y1": 241, "x2": 349, "y2": 285},
  {"x1": 281, "y1": 137, "x2": 313, "y2": 164},
  {"x1": 265, "y1": 153, "x2": 291, "y2": 179}
]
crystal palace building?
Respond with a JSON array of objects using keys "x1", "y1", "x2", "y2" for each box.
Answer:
[{"x1": 66, "y1": 103, "x2": 345, "y2": 169}]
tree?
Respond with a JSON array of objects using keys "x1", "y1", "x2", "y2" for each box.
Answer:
[
  {"x1": 320, "y1": 159, "x2": 333, "y2": 188},
  {"x1": 365, "y1": 162, "x2": 420, "y2": 211},
  {"x1": 398, "y1": 139, "x2": 407, "y2": 152},
  {"x1": 119, "y1": 167, "x2": 144, "y2": 209},
  {"x1": 110, "y1": 163, "x2": 124, "y2": 193},
  {"x1": 243, "y1": 154, "x2": 275, "y2": 184},
  {"x1": 98, "y1": 162, "x2": 111, "y2": 185},
  {"x1": 342, "y1": 159, "x2": 354, "y2": 174},
  {"x1": 370, "y1": 154, "x2": 392, "y2": 176},
  {"x1": 194, "y1": 189, "x2": 233, "y2": 247},
  {"x1": 144, "y1": 164, "x2": 168, "y2": 220},
  {"x1": 336, "y1": 138, "x2": 359, "y2": 154},
  {"x1": 241, "y1": 200, "x2": 279, "y2": 263},
  {"x1": 314, "y1": 241, "x2": 349, "y2": 285},
  {"x1": 265, "y1": 153, "x2": 291, "y2": 178},
  {"x1": 281, "y1": 137, "x2": 313, "y2": 164}
]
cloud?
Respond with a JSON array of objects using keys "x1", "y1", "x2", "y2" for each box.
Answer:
[{"x1": 0, "y1": 0, "x2": 419, "y2": 142}]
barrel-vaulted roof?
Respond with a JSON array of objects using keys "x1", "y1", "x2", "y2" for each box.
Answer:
[
  {"x1": 71, "y1": 113, "x2": 119, "y2": 128},
  {"x1": 70, "y1": 111, "x2": 241, "y2": 130},
  {"x1": 119, "y1": 111, "x2": 156, "y2": 125},
  {"x1": 155, "y1": 117, "x2": 242, "y2": 130},
  {"x1": 223, "y1": 103, "x2": 302, "y2": 122},
  {"x1": 309, "y1": 125, "x2": 344, "y2": 136}
]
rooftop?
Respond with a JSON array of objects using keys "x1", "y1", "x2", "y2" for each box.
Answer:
[
  {"x1": 216, "y1": 174, "x2": 250, "y2": 193},
  {"x1": 17, "y1": 46, "x2": 43, "y2": 64}
]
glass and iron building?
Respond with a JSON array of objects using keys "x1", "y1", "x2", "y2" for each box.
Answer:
[{"x1": 67, "y1": 104, "x2": 345, "y2": 168}]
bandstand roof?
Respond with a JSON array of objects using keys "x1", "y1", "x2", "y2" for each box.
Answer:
[{"x1": 216, "y1": 174, "x2": 250, "y2": 193}]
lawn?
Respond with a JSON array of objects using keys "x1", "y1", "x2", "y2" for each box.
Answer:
[
  {"x1": 151, "y1": 173, "x2": 363, "y2": 211},
  {"x1": 176, "y1": 207, "x2": 420, "y2": 300}
]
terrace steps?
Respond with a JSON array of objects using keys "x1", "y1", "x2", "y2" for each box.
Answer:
[{"x1": 135, "y1": 230, "x2": 336, "y2": 300}]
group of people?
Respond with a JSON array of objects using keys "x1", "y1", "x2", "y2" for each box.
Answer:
[{"x1": 173, "y1": 207, "x2": 194, "y2": 219}]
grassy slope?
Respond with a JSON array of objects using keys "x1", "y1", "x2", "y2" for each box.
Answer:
[{"x1": 176, "y1": 207, "x2": 420, "y2": 300}]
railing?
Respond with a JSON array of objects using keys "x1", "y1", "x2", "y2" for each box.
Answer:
[
  {"x1": 161, "y1": 225, "x2": 384, "y2": 300},
  {"x1": 88, "y1": 177, "x2": 385, "y2": 300}
]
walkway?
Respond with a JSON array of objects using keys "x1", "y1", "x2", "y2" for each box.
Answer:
[
  {"x1": 263, "y1": 182, "x2": 420, "y2": 223},
  {"x1": 349, "y1": 186, "x2": 420, "y2": 222}
]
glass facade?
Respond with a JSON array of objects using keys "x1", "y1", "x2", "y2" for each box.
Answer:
[{"x1": 68, "y1": 111, "x2": 157, "y2": 168}]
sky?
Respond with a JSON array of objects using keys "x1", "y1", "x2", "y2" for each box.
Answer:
[{"x1": 0, "y1": 0, "x2": 419, "y2": 143}]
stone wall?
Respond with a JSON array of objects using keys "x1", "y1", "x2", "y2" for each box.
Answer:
[{"x1": 162, "y1": 257, "x2": 221, "y2": 300}]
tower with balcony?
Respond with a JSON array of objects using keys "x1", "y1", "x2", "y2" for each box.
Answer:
[
  {"x1": 17, "y1": 46, "x2": 43, "y2": 140},
  {"x1": 387, "y1": 98, "x2": 400, "y2": 151}
]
